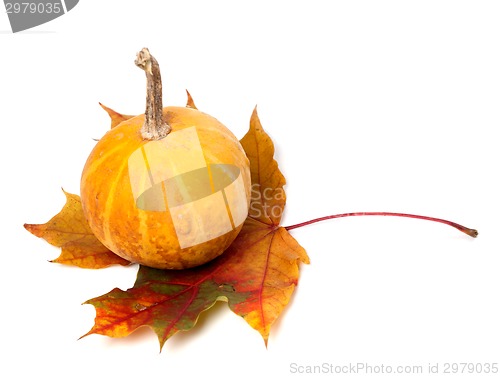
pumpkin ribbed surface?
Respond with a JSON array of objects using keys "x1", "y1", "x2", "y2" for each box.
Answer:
[{"x1": 81, "y1": 106, "x2": 251, "y2": 269}]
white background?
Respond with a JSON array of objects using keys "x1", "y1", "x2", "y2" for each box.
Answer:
[{"x1": 1, "y1": 1, "x2": 499, "y2": 376}]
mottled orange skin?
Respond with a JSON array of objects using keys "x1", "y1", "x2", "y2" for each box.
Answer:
[{"x1": 81, "y1": 107, "x2": 251, "y2": 269}]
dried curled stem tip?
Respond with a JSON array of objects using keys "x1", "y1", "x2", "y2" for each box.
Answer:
[
  {"x1": 135, "y1": 48, "x2": 153, "y2": 75},
  {"x1": 135, "y1": 48, "x2": 171, "y2": 140}
]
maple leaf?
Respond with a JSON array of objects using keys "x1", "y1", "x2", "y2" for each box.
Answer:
[
  {"x1": 23, "y1": 104, "x2": 138, "y2": 268},
  {"x1": 83, "y1": 108, "x2": 309, "y2": 349},
  {"x1": 24, "y1": 190, "x2": 130, "y2": 269},
  {"x1": 98, "y1": 103, "x2": 135, "y2": 129}
]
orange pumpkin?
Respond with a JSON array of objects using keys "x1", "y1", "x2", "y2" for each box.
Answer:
[{"x1": 80, "y1": 49, "x2": 251, "y2": 269}]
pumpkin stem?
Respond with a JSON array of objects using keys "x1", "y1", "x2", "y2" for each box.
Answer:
[{"x1": 135, "y1": 48, "x2": 171, "y2": 140}]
